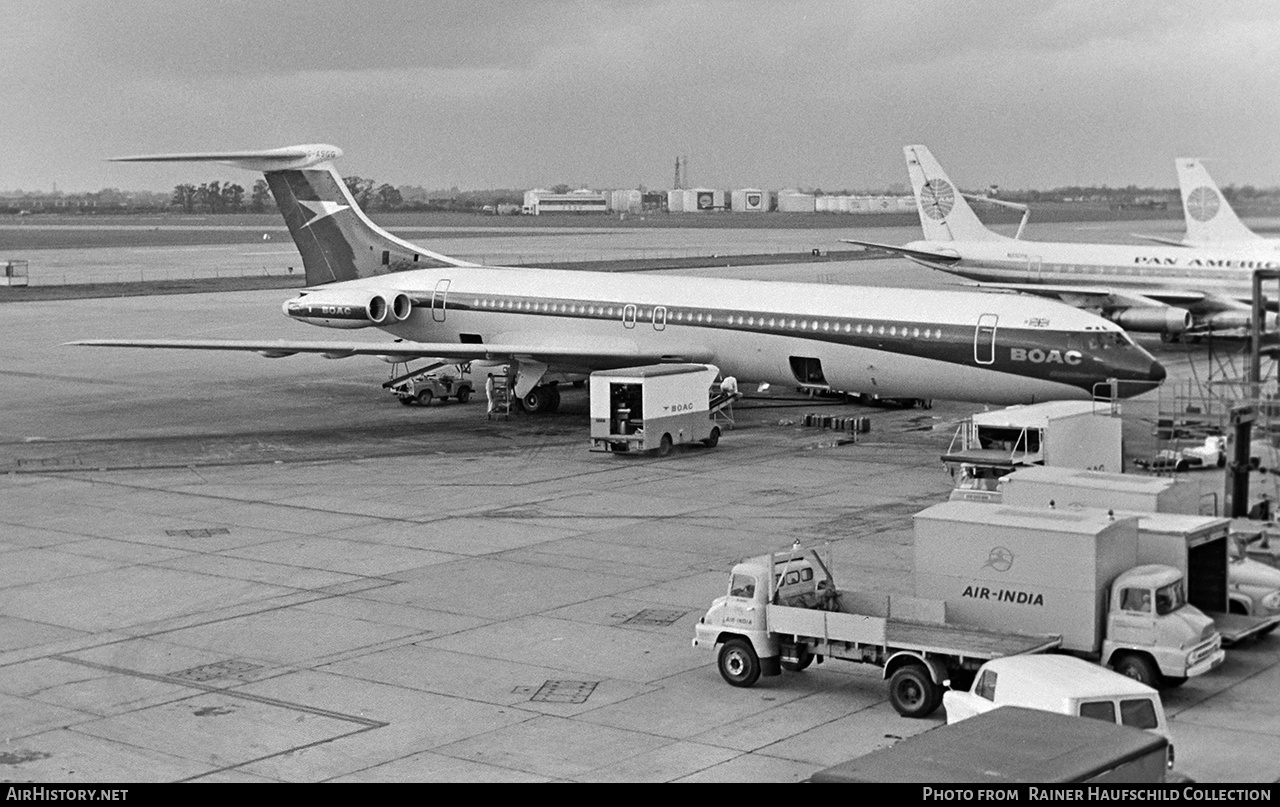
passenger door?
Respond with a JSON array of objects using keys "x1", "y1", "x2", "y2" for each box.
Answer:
[
  {"x1": 431, "y1": 279, "x2": 450, "y2": 322},
  {"x1": 973, "y1": 314, "x2": 998, "y2": 365}
]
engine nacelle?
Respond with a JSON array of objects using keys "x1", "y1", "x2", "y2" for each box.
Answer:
[
  {"x1": 1204, "y1": 309, "x2": 1279, "y2": 332},
  {"x1": 1105, "y1": 307, "x2": 1191, "y2": 335},
  {"x1": 283, "y1": 289, "x2": 411, "y2": 329}
]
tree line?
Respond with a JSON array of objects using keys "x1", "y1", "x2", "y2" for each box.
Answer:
[
  {"x1": 169, "y1": 176, "x2": 410, "y2": 214},
  {"x1": 170, "y1": 179, "x2": 271, "y2": 213}
]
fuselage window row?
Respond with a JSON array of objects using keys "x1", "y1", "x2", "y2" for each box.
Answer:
[{"x1": 466, "y1": 296, "x2": 948, "y2": 340}]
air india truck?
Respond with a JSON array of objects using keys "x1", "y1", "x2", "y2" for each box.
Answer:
[
  {"x1": 914, "y1": 501, "x2": 1226, "y2": 689},
  {"x1": 589, "y1": 364, "x2": 735, "y2": 456},
  {"x1": 945, "y1": 400, "x2": 1123, "y2": 502},
  {"x1": 692, "y1": 543, "x2": 1061, "y2": 718},
  {"x1": 998, "y1": 466, "x2": 1280, "y2": 640}
]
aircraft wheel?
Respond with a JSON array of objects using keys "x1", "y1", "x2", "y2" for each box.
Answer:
[
  {"x1": 547, "y1": 385, "x2": 562, "y2": 413},
  {"x1": 519, "y1": 385, "x2": 554, "y2": 414}
]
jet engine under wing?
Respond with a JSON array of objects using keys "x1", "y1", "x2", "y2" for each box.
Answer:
[
  {"x1": 839, "y1": 239, "x2": 962, "y2": 265},
  {"x1": 964, "y1": 281, "x2": 1259, "y2": 314},
  {"x1": 67, "y1": 337, "x2": 714, "y2": 373}
]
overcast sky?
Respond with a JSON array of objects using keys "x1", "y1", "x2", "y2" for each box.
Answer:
[{"x1": 6, "y1": 1, "x2": 1279, "y2": 193}]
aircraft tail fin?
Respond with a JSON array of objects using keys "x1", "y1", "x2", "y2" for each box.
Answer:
[
  {"x1": 903, "y1": 145, "x2": 999, "y2": 242},
  {"x1": 111, "y1": 145, "x2": 469, "y2": 287},
  {"x1": 1176, "y1": 158, "x2": 1262, "y2": 244}
]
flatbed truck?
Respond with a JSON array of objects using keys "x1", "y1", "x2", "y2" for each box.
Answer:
[{"x1": 692, "y1": 543, "x2": 1060, "y2": 718}]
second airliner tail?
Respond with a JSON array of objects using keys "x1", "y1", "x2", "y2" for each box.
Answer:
[
  {"x1": 1176, "y1": 158, "x2": 1262, "y2": 244},
  {"x1": 904, "y1": 145, "x2": 999, "y2": 242}
]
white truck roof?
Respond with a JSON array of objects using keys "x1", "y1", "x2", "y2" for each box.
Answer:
[
  {"x1": 970, "y1": 400, "x2": 1112, "y2": 427},
  {"x1": 1004, "y1": 466, "x2": 1179, "y2": 494},
  {"x1": 977, "y1": 654, "x2": 1159, "y2": 700},
  {"x1": 915, "y1": 499, "x2": 1136, "y2": 535}
]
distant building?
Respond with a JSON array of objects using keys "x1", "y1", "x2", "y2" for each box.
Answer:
[
  {"x1": 730, "y1": 188, "x2": 768, "y2": 212},
  {"x1": 777, "y1": 190, "x2": 815, "y2": 213},
  {"x1": 667, "y1": 188, "x2": 726, "y2": 213},
  {"x1": 609, "y1": 189, "x2": 643, "y2": 214},
  {"x1": 522, "y1": 188, "x2": 609, "y2": 215}
]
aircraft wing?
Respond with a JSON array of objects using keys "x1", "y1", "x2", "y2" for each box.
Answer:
[
  {"x1": 840, "y1": 239, "x2": 962, "y2": 266},
  {"x1": 965, "y1": 282, "x2": 1227, "y2": 311},
  {"x1": 67, "y1": 338, "x2": 713, "y2": 374},
  {"x1": 1130, "y1": 234, "x2": 1192, "y2": 248}
]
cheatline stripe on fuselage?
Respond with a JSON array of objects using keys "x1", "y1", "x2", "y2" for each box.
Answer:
[{"x1": 375, "y1": 290, "x2": 1130, "y2": 393}]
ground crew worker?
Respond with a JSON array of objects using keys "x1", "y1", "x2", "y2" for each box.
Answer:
[{"x1": 486, "y1": 373, "x2": 496, "y2": 419}]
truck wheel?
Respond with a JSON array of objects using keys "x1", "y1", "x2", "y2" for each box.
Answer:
[
  {"x1": 718, "y1": 639, "x2": 761, "y2": 687},
  {"x1": 1162, "y1": 675, "x2": 1188, "y2": 688},
  {"x1": 416, "y1": 391, "x2": 433, "y2": 406},
  {"x1": 888, "y1": 665, "x2": 939, "y2": 718},
  {"x1": 656, "y1": 434, "x2": 673, "y2": 457},
  {"x1": 781, "y1": 649, "x2": 813, "y2": 672},
  {"x1": 702, "y1": 427, "x2": 721, "y2": 448},
  {"x1": 1175, "y1": 459, "x2": 1189, "y2": 473},
  {"x1": 456, "y1": 387, "x2": 471, "y2": 404},
  {"x1": 397, "y1": 397, "x2": 414, "y2": 406},
  {"x1": 1112, "y1": 654, "x2": 1160, "y2": 688}
]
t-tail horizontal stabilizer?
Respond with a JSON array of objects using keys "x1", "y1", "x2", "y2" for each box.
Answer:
[{"x1": 110, "y1": 144, "x2": 345, "y2": 172}]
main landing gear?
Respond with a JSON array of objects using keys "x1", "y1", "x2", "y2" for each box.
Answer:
[{"x1": 517, "y1": 383, "x2": 561, "y2": 414}]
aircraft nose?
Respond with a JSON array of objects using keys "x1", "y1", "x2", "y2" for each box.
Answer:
[{"x1": 1113, "y1": 353, "x2": 1166, "y2": 398}]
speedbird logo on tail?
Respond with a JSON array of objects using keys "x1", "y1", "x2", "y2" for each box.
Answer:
[{"x1": 296, "y1": 199, "x2": 349, "y2": 228}]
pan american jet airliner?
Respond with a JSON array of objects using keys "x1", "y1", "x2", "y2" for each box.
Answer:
[
  {"x1": 71, "y1": 144, "x2": 1165, "y2": 407},
  {"x1": 844, "y1": 145, "x2": 1280, "y2": 341}
]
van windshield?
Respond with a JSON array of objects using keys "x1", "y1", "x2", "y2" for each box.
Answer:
[{"x1": 1155, "y1": 581, "x2": 1186, "y2": 615}]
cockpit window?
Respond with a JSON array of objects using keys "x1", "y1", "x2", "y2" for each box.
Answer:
[{"x1": 1155, "y1": 581, "x2": 1186, "y2": 615}]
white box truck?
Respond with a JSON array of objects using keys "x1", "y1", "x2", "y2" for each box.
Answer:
[
  {"x1": 997, "y1": 471, "x2": 1280, "y2": 640},
  {"x1": 589, "y1": 364, "x2": 734, "y2": 456},
  {"x1": 693, "y1": 543, "x2": 1061, "y2": 718},
  {"x1": 998, "y1": 465, "x2": 1203, "y2": 514},
  {"x1": 914, "y1": 501, "x2": 1225, "y2": 689},
  {"x1": 945, "y1": 400, "x2": 1123, "y2": 502}
]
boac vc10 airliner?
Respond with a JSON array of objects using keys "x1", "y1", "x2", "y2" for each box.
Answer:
[{"x1": 71, "y1": 144, "x2": 1165, "y2": 408}]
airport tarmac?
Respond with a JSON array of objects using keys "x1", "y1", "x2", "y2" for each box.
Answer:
[{"x1": 3, "y1": 227, "x2": 1280, "y2": 782}]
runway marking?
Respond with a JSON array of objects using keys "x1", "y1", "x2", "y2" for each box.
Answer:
[
  {"x1": 617, "y1": 608, "x2": 688, "y2": 627},
  {"x1": 51, "y1": 654, "x2": 389, "y2": 728},
  {"x1": 512, "y1": 680, "x2": 600, "y2": 704},
  {"x1": 165, "y1": 527, "x2": 232, "y2": 538}
]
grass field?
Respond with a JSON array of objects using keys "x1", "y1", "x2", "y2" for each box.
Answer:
[{"x1": 0, "y1": 202, "x2": 1186, "y2": 250}]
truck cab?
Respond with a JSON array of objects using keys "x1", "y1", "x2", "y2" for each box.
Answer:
[
  {"x1": 694, "y1": 551, "x2": 829, "y2": 682},
  {"x1": 1104, "y1": 565, "x2": 1224, "y2": 686},
  {"x1": 1227, "y1": 536, "x2": 1280, "y2": 621}
]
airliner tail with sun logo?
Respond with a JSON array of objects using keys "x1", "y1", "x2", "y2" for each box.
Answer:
[{"x1": 842, "y1": 145, "x2": 1280, "y2": 339}]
